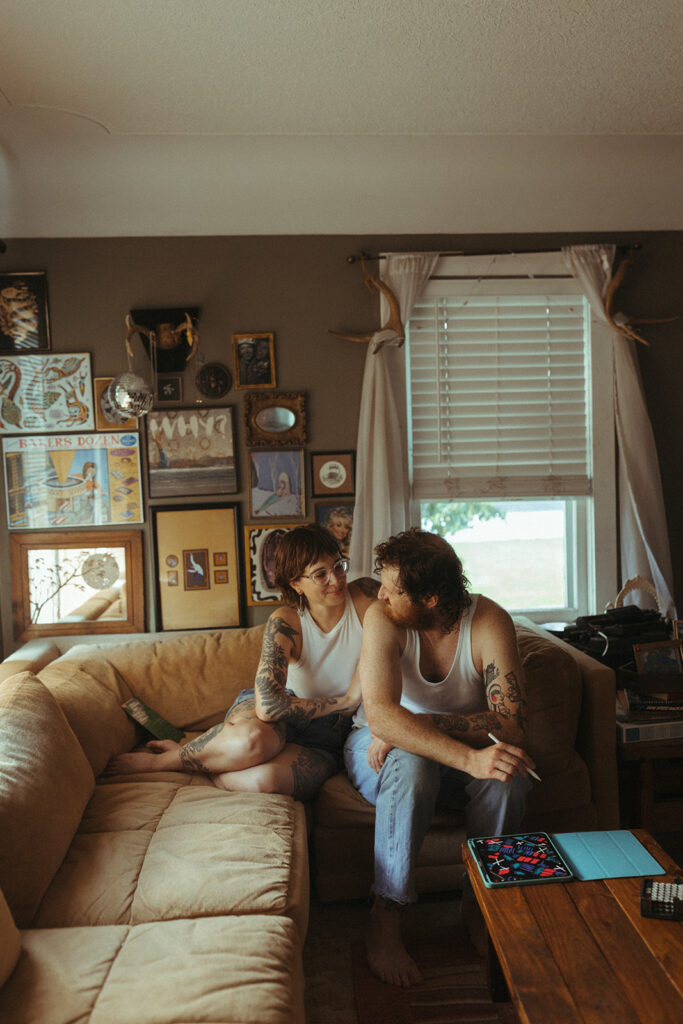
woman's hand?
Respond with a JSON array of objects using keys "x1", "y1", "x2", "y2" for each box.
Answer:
[
  {"x1": 367, "y1": 734, "x2": 393, "y2": 773},
  {"x1": 338, "y1": 669, "x2": 362, "y2": 714}
]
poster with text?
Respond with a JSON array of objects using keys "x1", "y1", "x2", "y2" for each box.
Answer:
[{"x1": 2, "y1": 431, "x2": 143, "y2": 529}]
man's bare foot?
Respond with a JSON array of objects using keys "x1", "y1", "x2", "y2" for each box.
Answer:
[{"x1": 365, "y1": 897, "x2": 423, "y2": 988}]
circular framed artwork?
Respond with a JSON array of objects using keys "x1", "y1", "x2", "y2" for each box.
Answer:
[
  {"x1": 195, "y1": 362, "x2": 232, "y2": 399},
  {"x1": 81, "y1": 552, "x2": 120, "y2": 590}
]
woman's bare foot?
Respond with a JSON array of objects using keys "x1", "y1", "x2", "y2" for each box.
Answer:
[{"x1": 365, "y1": 897, "x2": 423, "y2": 988}]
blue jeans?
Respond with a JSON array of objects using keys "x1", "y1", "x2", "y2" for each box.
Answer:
[{"x1": 344, "y1": 725, "x2": 532, "y2": 904}]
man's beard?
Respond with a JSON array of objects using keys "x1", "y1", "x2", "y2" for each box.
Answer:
[{"x1": 384, "y1": 601, "x2": 438, "y2": 631}]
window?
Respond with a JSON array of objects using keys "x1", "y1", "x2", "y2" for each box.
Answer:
[{"x1": 406, "y1": 252, "x2": 616, "y2": 621}]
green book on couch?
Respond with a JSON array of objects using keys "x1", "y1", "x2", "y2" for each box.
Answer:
[{"x1": 121, "y1": 697, "x2": 184, "y2": 742}]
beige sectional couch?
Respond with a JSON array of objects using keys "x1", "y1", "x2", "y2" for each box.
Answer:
[{"x1": 0, "y1": 618, "x2": 619, "y2": 1022}]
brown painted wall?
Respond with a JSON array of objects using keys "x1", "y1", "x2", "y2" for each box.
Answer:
[{"x1": 1, "y1": 231, "x2": 681, "y2": 654}]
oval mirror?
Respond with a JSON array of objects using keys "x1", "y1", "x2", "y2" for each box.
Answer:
[{"x1": 255, "y1": 406, "x2": 296, "y2": 432}]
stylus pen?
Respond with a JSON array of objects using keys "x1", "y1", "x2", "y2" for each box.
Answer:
[{"x1": 487, "y1": 731, "x2": 542, "y2": 782}]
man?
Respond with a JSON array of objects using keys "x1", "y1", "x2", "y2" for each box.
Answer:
[{"x1": 344, "y1": 528, "x2": 536, "y2": 988}]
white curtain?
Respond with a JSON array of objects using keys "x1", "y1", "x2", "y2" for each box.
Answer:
[
  {"x1": 563, "y1": 244, "x2": 676, "y2": 618},
  {"x1": 349, "y1": 253, "x2": 438, "y2": 578}
]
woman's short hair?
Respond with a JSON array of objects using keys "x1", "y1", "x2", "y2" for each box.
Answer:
[
  {"x1": 274, "y1": 524, "x2": 342, "y2": 608},
  {"x1": 374, "y1": 527, "x2": 471, "y2": 630}
]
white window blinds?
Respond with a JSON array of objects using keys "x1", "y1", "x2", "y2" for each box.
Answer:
[{"x1": 407, "y1": 262, "x2": 592, "y2": 501}]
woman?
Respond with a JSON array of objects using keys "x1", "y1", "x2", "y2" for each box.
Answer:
[{"x1": 106, "y1": 524, "x2": 378, "y2": 801}]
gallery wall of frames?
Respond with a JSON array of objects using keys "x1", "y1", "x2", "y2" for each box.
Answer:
[{"x1": 0, "y1": 267, "x2": 359, "y2": 646}]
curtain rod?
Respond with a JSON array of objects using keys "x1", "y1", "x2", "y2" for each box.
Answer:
[{"x1": 345, "y1": 243, "x2": 642, "y2": 264}]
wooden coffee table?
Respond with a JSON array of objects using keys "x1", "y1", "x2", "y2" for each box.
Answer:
[{"x1": 462, "y1": 829, "x2": 683, "y2": 1023}]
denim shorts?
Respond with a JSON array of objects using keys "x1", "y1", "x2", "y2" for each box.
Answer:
[{"x1": 228, "y1": 688, "x2": 352, "y2": 773}]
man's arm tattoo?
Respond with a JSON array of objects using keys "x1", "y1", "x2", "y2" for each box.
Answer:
[{"x1": 485, "y1": 661, "x2": 528, "y2": 730}]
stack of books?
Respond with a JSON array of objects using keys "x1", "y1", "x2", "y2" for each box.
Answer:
[{"x1": 616, "y1": 640, "x2": 683, "y2": 743}]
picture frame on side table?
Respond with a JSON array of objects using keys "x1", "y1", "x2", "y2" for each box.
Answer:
[
  {"x1": 152, "y1": 503, "x2": 244, "y2": 629},
  {"x1": 2, "y1": 431, "x2": 143, "y2": 529},
  {"x1": 310, "y1": 450, "x2": 355, "y2": 497},
  {"x1": 146, "y1": 407, "x2": 237, "y2": 498},
  {"x1": 633, "y1": 640, "x2": 683, "y2": 675},
  {"x1": 244, "y1": 523, "x2": 298, "y2": 605},
  {"x1": 249, "y1": 448, "x2": 305, "y2": 519},
  {"x1": 0, "y1": 271, "x2": 51, "y2": 352},
  {"x1": 9, "y1": 528, "x2": 145, "y2": 642}
]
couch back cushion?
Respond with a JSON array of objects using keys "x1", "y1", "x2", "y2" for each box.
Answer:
[
  {"x1": 0, "y1": 673, "x2": 94, "y2": 927},
  {"x1": 37, "y1": 627, "x2": 267, "y2": 773},
  {"x1": 515, "y1": 625, "x2": 582, "y2": 776},
  {"x1": 0, "y1": 886, "x2": 21, "y2": 988}
]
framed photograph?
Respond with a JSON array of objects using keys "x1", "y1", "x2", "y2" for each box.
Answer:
[
  {"x1": 315, "y1": 501, "x2": 354, "y2": 559},
  {"x1": 2, "y1": 431, "x2": 143, "y2": 529},
  {"x1": 9, "y1": 528, "x2": 145, "y2": 642},
  {"x1": 633, "y1": 640, "x2": 683, "y2": 674},
  {"x1": 244, "y1": 524, "x2": 298, "y2": 605},
  {"x1": 152, "y1": 503, "x2": 244, "y2": 629},
  {"x1": 93, "y1": 377, "x2": 137, "y2": 431},
  {"x1": 0, "y1": 271, "x2": 51, "y2": 352},
  {"x1": 146, "y1": 407, "x2": 237, "y2": 498},
  {"x1": 155, "y1": 374, "x2": 183, "y2": 404},
  {"x1": 233, "y1": 333, "x2": 276, "y2": 389},
  {"x1": 244, "y1": 391, "x2": 307, "y2": 447},
  {"x1": 673, "y1": 621, "x2": 683, "y2": 640},
  {"x1": 0, "y1": 352, "x2": 94, "y2": 433},
  {"x1": 249, "y1": 448, "x2": 305, "y2": 520},
  {"x1": 311, "y1": 450, "x2": 355, "y2": 497}
]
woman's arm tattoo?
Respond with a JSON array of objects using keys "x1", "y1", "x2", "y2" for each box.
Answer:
[
  {"x1": 354, "y1": 577, "x2": 380, "y2": 598},
  {"x1": 255, "y1": 615, "x2": 342, "y2": 725}
]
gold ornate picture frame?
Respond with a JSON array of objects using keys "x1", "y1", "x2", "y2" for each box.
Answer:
[{"x1": 244, "y1": 391, "x2": 307, "y2": 447}]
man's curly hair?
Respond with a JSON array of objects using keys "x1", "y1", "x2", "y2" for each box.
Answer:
[{"x1": 374, "y1": 528, "x2": 471, "y2": 631}]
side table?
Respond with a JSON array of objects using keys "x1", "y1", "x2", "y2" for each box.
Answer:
[{"x1": 618, "y1": 737, "x2": 683, "y2": 833}]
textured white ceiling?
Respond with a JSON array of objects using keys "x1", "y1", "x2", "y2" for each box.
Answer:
[{"x1": 0, "y1": 0, "x2": 681, "y2": 237}]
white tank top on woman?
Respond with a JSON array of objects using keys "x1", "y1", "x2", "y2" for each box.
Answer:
[{"x1": 286, "y1": 589, "x2": 363, "y2": 699}]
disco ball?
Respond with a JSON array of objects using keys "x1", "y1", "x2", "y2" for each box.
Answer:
[{"x1": 107, "y1": 372, "x2": 154, "y2": 417}]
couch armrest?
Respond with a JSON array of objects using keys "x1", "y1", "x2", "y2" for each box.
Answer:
[{"x1": 516, "y1": 621, "x2": 619, "y2": 829}]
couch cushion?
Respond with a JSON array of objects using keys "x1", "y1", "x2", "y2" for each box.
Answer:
[
  {"x1": 0, "y1": 887, "x2": 21, "y2": 989},
  {"x1": 516, "y1": 625, "x2": 582, "y2": 777},
  {"x1": 0, "y1": 916, "x2": 304, "y2": 1024},
  {"x1": 34, "y1": 784, "x2": 308, "y2": 939},
  {"x1": 0, "y1": 673, "x2": 95, "y2": 927}
]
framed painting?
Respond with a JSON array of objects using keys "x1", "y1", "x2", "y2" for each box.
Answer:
[
  {"x1": 2, "y1": 431, "x2": 143, "y2": 529},
  {"x1": 633, "y1": 640, "x2": 683, "y2": 675},
  {"x1": 155, "y1": 374, "x2": 183, "y2": 404},
  {"x1": 244, "y1": 523, "x2": 298, "y2": 605},
  {"x1": 249, "y1": 447, "x2": 305, "y2": 519},
  {"x1": 233, "y1": 333, "x2": 276, "y2": 389},
  {"x1": 315, "y1": 500, "x2": 354, "y2": 559},
  {"x1": 311, "y1": 450, "x2": 355, "y2": 497},
  {"x1": 146, "y1": 407, "x2": 237, "y2": 498},
  {"x1": 0, "y1": 351, "x2": 94, "y2": 433},
  {"x1": 0, "y1": 271, "x2": 51, "y2": 352},
  {"x1": 152, "y1": 503, "x2": 244, "y2": 629},
  {"x1": 244, "y1": 391, "x2": 307, "y2": 447},
  {"x1": 9, "y1": 528, "x2": 145, "y2": 642},
  {"x1": 93, "y1": 377, "x2": 137, "y2": 431}
]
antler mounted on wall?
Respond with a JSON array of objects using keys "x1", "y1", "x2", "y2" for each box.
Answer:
[
  {"x1": 328, "y1": 261, "x2": 404, "y2": 352},
  {"x1": 605, "y1": 251, "x2": 678, "y2": 346},
  {"x1": 125, "y1": 307, "x2": 201, "y2": 371}
]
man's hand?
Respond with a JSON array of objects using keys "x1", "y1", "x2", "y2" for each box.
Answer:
[
  {"x1": 464, "y1": 739, "x2": 536, "y2": 783},
  {"x1": 367, "y1": 734, "x2": 394, "y2": 773}
]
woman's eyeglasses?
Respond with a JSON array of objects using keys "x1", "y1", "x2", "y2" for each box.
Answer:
[{"x1": 300, "y1": 558, "x2": 349, "y2": 587}]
